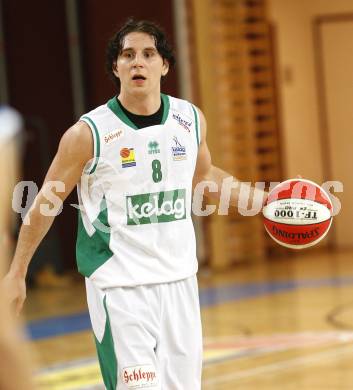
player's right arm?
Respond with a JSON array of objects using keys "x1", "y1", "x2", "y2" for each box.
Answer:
[{"x1": 1, "y1": 121, "x2": 93, "y2": 315}]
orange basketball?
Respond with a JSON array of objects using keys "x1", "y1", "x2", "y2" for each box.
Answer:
[{"x1": 262, "y1": 179, "x2": 333, "y2": 249}]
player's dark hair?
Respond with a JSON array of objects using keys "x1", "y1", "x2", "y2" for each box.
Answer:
[{"x1": 106, "y1": 18, "x2": 176, "y2": 89}]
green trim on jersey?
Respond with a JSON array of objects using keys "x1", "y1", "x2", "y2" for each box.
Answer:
[
  {"x1": 76, "y1": 198, "x2": 113, "y2": 277},
  {"x1": 81, "y1": 116, "x2": 100, "y2": 174},
  {"x1": 191, "y1": 105, "x2": 200, "y2": 147},
  {"x1": 107, "y1": 94, "x2": 170, "y2": 129},
  {"x1": 107, "y1": 96, "x2": 138, "y2": 129},
  {"x1": 160, "y1": 93, "x2": 170, "y2": 124},
  {"x1": 94, "y1": 296, "x2": 118, "y2": 390}
]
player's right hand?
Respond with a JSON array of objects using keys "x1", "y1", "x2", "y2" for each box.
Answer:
[{"x1": 1, "y1": 272, "x2": 26, "y2": 316}]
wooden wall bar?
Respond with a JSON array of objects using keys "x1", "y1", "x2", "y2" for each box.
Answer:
[{"x1": 191, "y1": 0, "x2": 284, "y2": 268}]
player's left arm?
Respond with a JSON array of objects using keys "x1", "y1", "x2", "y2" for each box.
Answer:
[{"x1": 192, "y1": 107, "x2": 267, "y2": 208}]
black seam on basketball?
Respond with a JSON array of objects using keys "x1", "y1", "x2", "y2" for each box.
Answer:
[{"x1": 263, "y1": 216, "x2": 332, "y2": 226}]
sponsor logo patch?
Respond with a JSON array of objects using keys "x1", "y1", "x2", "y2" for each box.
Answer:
[
  {"x1": 172, "y1": 112, "x2": 192, "y2": 132},
  {"x1": 171, "y1": 136, "x2": 187, "y2": 161},
  {"x1": 120, "y1": 147, "x2": 136, "y2": 168},
  {"x1": 126, "y1": 189, "x2": 186, "y2": 225},
  {"x1": 122, "y1": 365, "x2": 158, "y2": 389},
  {"x1": 104, "y1": 129, "x2": 124, "y2": 145},
  {"x1": 148, "y1": 140, "x2": 160, "y2": 155}
]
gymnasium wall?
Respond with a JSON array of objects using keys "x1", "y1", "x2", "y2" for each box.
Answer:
[
  {"x1": 268, "y1": 0, "x2": 353, "y2": 182},
  {"x1": 2, "y1": 0, "x2": 76, "y2": 271},
  {"x1": 1, "y1": 0, "x2": 178, "y2": 270},
  {"x1": 268, "y1": 0, "x2": 353, "y2": 249},
  {"x1": 78, "y1": 0, "x2": 178, "y2": 109}
]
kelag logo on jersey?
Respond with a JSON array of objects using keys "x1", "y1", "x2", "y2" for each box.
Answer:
[{"x1": 126, "y1": 189, "x2": 186, "y2": 225}]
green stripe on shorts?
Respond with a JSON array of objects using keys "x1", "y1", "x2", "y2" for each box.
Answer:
[{"x1": 94, "y1": 296, "x2": 118, "y2": 389}]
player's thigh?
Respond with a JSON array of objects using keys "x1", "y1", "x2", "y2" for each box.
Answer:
[
  {"x1": 86, "y1": 280, "x2": 161, "y2": 389},
  {"x1": 159, "y1": 276, "x2": 203, "y2": 389}
]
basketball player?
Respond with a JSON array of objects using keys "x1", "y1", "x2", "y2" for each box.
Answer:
[
  {"x1": 0, "y1": 106, "x2": 35, "y2": 390},
  {"x1": 2, "y1": 20, "x2": 264, "y2": 389}
]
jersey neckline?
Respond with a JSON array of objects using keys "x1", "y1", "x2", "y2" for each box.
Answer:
[{"x1": 107, "y1": 94, "x2": 170, "y2": 130}]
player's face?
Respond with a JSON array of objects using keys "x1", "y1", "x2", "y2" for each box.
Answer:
[{"x1": 113, "y1": 32, "x2": 169, "y2": 95}]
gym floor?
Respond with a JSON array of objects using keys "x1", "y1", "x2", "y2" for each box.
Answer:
[{"x1": 25, "y1": 249, "x2": 353, "y2": 389}]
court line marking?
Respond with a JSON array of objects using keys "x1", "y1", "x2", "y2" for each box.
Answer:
[
  {"x1": 202, "y1": 343, "x2": 353, "y2": 387},
  {"x1": 37, "y1": 344, "x2": 353, "y2": 389},
  {"x1": 37, "y1": 331, "x2": 353, "y2": 389},
  {"x1": 203, "y1": 331, "x2": 353, "y2": 365},
  {"x1": 38, "y1": 357, "x2": 98, "y2": 374},
  {"x1": 204, "y1": 330, "x2": 353, "y2": 343},
  {"x1": 27, "y1": 276, "x2": 353, "y2": 340}
]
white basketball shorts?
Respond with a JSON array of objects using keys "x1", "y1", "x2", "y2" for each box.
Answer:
[{"x1": 85, "y1": 275, "x2": 203, "y2": 389}]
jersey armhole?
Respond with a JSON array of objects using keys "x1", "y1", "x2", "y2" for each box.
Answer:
[
  {"x1": 191, "y1": 104, "x2": 200, "y2": 148},
  {"x1": 80, "y1": 116, "x2": 100, "y2": 174}
]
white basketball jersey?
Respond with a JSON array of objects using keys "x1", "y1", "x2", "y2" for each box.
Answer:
[{"x1": 76, "y1": 94, "x2": 201, "y2": 288}]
